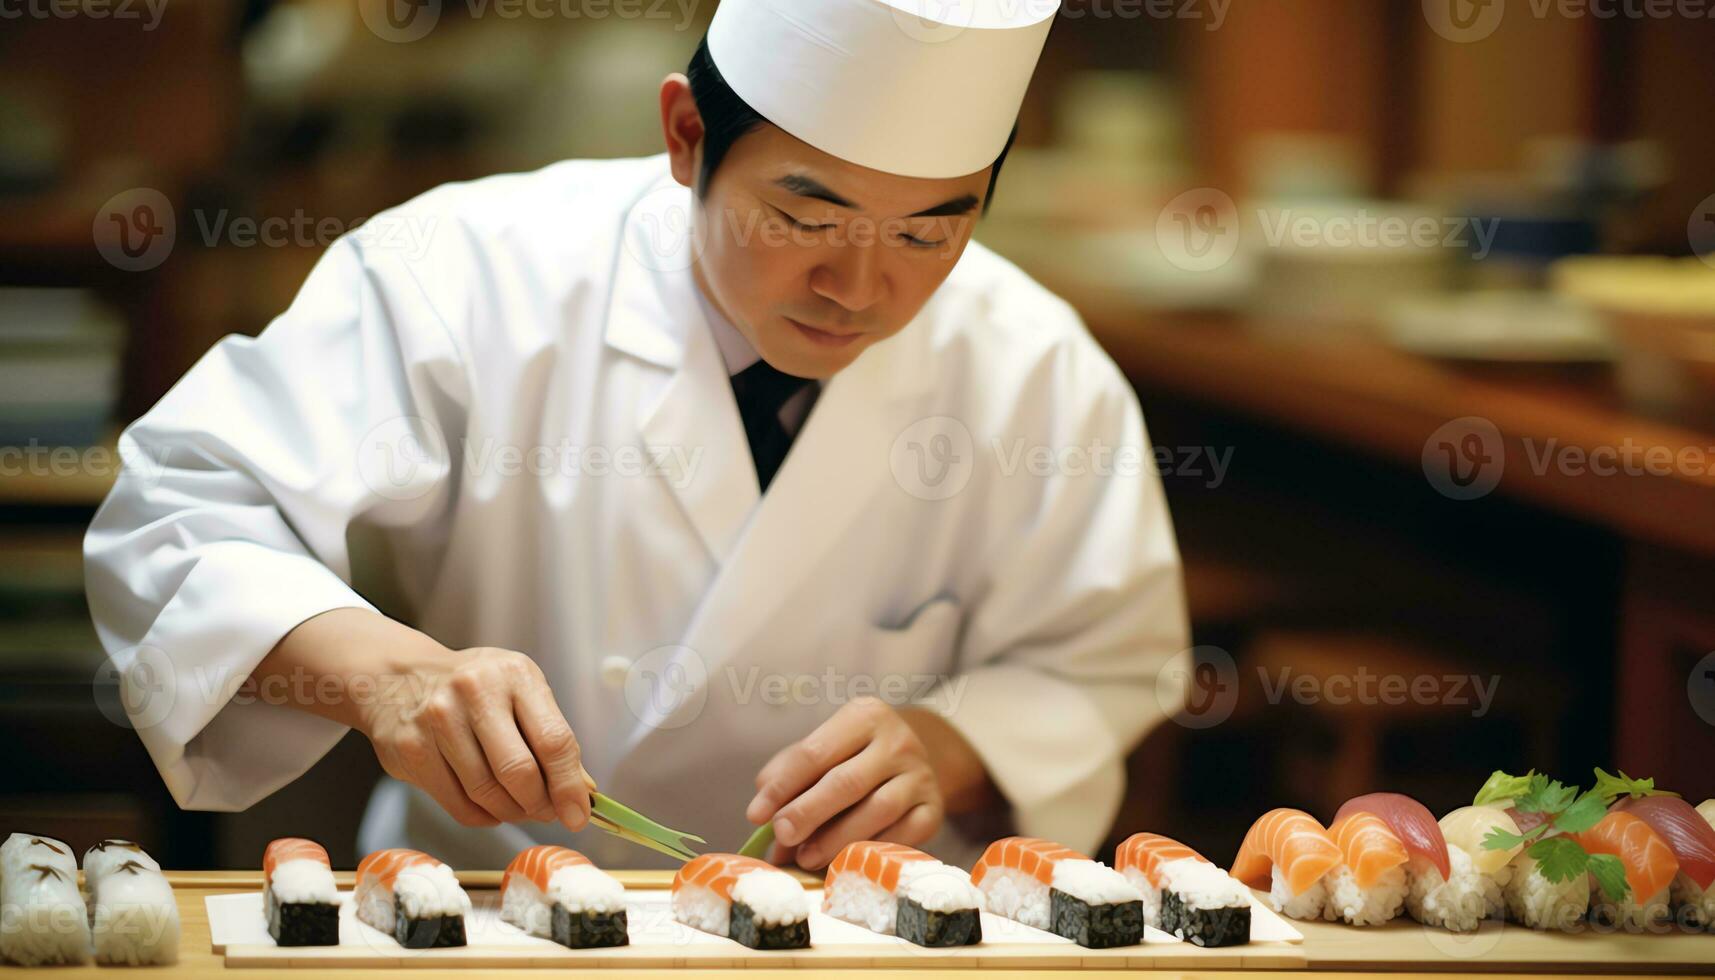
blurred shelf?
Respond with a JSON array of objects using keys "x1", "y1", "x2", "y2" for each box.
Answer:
[
  {"x1": 0, "y1": 432, "x2": 119, "y2": 506},
  {"x1": 1059, "y1": 288, "x2": 1715, "y2": 559}
]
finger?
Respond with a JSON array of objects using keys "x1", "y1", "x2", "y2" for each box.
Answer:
[
  {"x1": 771, "y1": 743, "x2": 891, "y2": 848},
  {"x1": 514, "y1": 681, "x2": 592, "y2": 829},
  {"x1": 432, "y1": 718, "x2": 529, "y2": 823},
  {"x1": 873, "y1": 802, "x2": 942, "y2": 847},
  {"x1": 470, "y1": 699, "x2": 555, "y2": 822},
  {"x1": 747, "y1": 705, "x2": 876, "y2": 825},
  {"x1": 768, "y1": 841, "x2": 798, "y2": 867},
  {"x1": 795, "y1": 772, "x2": 921, "y2": 869},
  {"x1": 413, "y1": 746, "x2": 501, "y2": 829}
]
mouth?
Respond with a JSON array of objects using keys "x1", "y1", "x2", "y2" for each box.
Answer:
[{"x1": 785, "y1": 316, "x2": 864, "y2": 348}]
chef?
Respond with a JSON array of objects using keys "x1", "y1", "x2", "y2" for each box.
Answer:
[{"x1": 84, "y1": 0, "x2": 1188, "y2": 871}]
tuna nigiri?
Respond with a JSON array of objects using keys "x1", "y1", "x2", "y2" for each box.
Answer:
[
  {"x1": 1231, "y1": 808, "x2": 1343, "y2": 921},
  {"x1": 1611, "y1": 795, "x2": 1715, "y2": 929},
  {"x1": 1576, "y1": 811, "x2": 1680, "y2": 929},
  {"x1": 972, "y1": 837, "x2": 1144, "y2": 948},
  {"x1": 673, "y1": 853, "x2": 809, "y2": 950},
  {"x1": 1114, "y1": 833, "x2": 1250, "y2": 947},
  {"x1": 500, "y1": 846, "x2": 627, "y2": 949},
  {"x1": 822, "y1": 841, "x2": 981, "y2": 947},
  {"x1": 262, "y1": 838, "x2": 338, "y2": 947},
  {"x1": 354, "y1": 848, "x2": 469, "y2": 949},
  {"x1": 1333, "y1": 793, "x2": 1451, "y2": 880}
]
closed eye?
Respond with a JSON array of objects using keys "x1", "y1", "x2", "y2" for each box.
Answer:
[{"x1": 771, "y1": 205, "x2": 832, "y2": 231}]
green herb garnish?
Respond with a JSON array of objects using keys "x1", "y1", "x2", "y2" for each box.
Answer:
[
  {"x1": 1591, "y1": 767, "x2": 1679, "y2": 803},
  {"x1": 1473, "y1": 769, "x2": 1536, "y2": 807},
  {"x1": 737, "y1": 822, "x2": 776, "y2": 860},
  {"x1": 1474, "y1": 771, "x2": 1630, "y2": 902}
]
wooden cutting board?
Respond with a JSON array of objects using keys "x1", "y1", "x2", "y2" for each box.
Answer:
[{"x1": 1285, "y1": 899, "x2": 1714, "y2": 974}]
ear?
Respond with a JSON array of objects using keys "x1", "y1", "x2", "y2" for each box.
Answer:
[{"x1": 659, "y1": 73, "x2": 703, "y2": 191}]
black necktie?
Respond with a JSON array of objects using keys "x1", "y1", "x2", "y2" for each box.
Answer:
[{"x1": 730, "y1": 360, "x2": 815, "y2": 493}]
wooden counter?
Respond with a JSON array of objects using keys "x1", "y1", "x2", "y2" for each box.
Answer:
[{"x1": 0, "y1": 872, "x2": 1702, "y2": 977}]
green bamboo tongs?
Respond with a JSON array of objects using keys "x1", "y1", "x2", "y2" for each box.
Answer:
[{"x1": 588, "y1": 793, "x2": 705, "y2": 862}]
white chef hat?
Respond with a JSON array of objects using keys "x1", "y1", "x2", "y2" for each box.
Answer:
[{"x1": 706, "y1": 0, "x2": 1061, "y2": 180}]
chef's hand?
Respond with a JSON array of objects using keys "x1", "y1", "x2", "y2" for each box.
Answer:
[
  {"x1": 362, "y1": 645, "x2": 596, "y2": 830},
  {"x1": 746, "y1": 697, "x2": 994, "y2": 870},
  {"x1": 255, "y1": 608, "x2": 594, "y2": 831}
]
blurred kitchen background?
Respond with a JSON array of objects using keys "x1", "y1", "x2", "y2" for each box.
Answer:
[{"x1": 2, "y1": 0, "x2": 1713, "y2": 869}]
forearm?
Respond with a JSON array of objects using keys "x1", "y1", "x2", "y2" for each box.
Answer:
[
  {"x1": 899, "y1": 706, "x2": 997, "y2": 816},
  {"x1": 250, "y1": 607, "x2": 454, "y2": 734}
]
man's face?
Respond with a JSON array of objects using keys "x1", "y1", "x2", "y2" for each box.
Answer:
[{"x1": 690, "y1": 124, "x2": 991, "y2": 380}]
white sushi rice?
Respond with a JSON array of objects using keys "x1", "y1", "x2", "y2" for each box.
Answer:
[
  {"x1": 1120, "y1": 868, "x2": 1162, "y2": 927},
  {"x1": 730, "y1": 869, "x2": 809, "y2": 927},
  {"x1": 547, "y1": 864, "x2": 625, "y2": 915},
  {"x1": 1590, "y1": 881, "x2": 1672, "y2": 931},
  {"x1": 1671, "y1": 872, "x2": 1714, "y2": 930},
  {"x1": 356, "y1": 860, "x2": 469, "y2": 934},
  {"x1": 268, "y1": 857, "x2": 338, "y2": 906},
  {"x1": 979, "y1": 860, "x2": 1139, "y2": 932},
  {"x1": 823, "y1": 862, "x2": 981, "y2": 936},
  {"x1": 500, "y1": 877, "x2": 553, "y2": 939},
  {"x1": 82, "y1": 842, "x2": 161, "y2": 896},
  {"x1": 1407, "y1": 844, "x2": 1506, "y2": 933},
  {"x1": 1323, "y1": 862, "x2": 1407, "y2": 926},
  {"x1": 672, "y1": 884, "x2": 730, "y2": 936},
  {"x1": 1158, "y1": 858, "x2": 1249, "y2": 911},
  {"x1": 1502, "y1": 851, "x2": 1587, "y2": 931},
  {"x1": 1267, "y1": 864, "x2": 1329, "y2": 921},
  {"x1": 90, "y1": 864, "x2": 179, "y2": 966},
  {"x1": 977, "y1": 866, "x2": 1050, "y2": 930},
  {"x1": 0, "y1": 833, "x2": 90, "y2": 966}
]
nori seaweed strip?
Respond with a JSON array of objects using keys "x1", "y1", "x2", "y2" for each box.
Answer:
[{"x1": 1050, "y1": 888, "x2": 1144, "y2": 949}]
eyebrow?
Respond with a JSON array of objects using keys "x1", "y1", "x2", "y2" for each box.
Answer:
[{"x1": 773, "y1": 174, "x2": 980, "y2": 219}]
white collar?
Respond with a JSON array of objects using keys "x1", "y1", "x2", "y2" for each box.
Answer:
[{"x1": 693, "y1": 281, "x2": 761, "y2": 378}]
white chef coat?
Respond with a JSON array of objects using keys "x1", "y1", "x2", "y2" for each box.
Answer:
[{"x1": 83, "y1": 153, "x2": 1190, "y2": 869}]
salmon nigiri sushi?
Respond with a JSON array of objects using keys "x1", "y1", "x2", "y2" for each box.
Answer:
[
  {"x1": 1611, "y1": 795, "x2": 1715, "y2": 929},
  {"x1": 263, "y1": 838, "x2": 339, "y2": 947},
  {"x1": 1231, "y1": 809, "x2": 1343, "y2": 921},
  {"x1": 1577, "y1": 811, "x2": 1680, "y2": 930},
  {"x1": 971, "y1": 837, "x2": 1144, "y2": 948},
  {"x1": 672, "y1": 854, "x2": 809, "y2": 950},
  {"x1": 1114, "y1": 833, "x2": 1249, "y2": 947},
  {"x1": 354, "y1": 849, "x2": 469, "y2": 949},
  {"x1": 822, "y1": 841, "x2": 981, "y2": 947},
  {"x1": 500, "y1": 846, "x2": 627, "y2": 949},
  {"x1": 1323, "y1": 812, "x2": 1410, "y2": 926}
]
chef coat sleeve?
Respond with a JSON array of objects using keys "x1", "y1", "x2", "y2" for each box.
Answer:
[
  {"x1": 922, "y1": 329, "x2": 1190, "y2": 855},
  {"x1": 83, "y1": 234, "x2": 468, "y2": 812}
]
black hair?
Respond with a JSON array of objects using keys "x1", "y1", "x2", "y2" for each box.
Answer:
[{"x1": 685, "y1": 36, "x2": 1013, "y2": 217}]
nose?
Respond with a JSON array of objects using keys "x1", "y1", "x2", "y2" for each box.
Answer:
[{"x1": 809, "y1": 237, "x2": 885, "y2": 315}]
